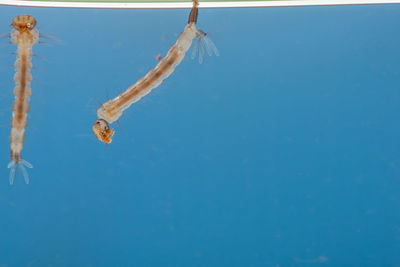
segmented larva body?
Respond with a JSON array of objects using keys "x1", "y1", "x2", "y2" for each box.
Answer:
[
  {"x1": 93, "y1": 0, "x2": 219, "y2": 144},
  {"x1": 96, "y1": 23, "x2": 198, "y2": 125},
  {"x1": 8, "y1": 15, "x2": 38, "y2": 184}
]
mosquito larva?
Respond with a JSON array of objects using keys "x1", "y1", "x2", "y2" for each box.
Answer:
[
  {"x1": 8, "y1": 15, "x2": 39, "y2": 184},
  {"x1": 93, "y1": 0, "x2": 218, "y2": 144}
]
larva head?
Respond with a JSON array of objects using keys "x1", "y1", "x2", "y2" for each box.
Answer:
[
  {"x1": 12, "y1": 15, "x2": 37, "y2": 32},
  {"x1": 93, "y1": 119, "x2": 115, "y2": 144}
]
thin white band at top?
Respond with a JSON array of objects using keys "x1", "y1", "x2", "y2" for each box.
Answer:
[{"x1": 0, "y1": 0, "x2": 399, "y2": 9}]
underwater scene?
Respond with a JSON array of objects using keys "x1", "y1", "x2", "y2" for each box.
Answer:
[{"x1": 0, "y1": 2, "x2": 399, "y2": 266}]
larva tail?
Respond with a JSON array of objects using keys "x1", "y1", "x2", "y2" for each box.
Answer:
[
  {"x1": 8, "y1": 159, "x2": 33, "y2": 185},
  {"x1": 191, "y1": 30, "x2": 219, "y2": 64},
  {"x1": 188, "y1": 0, "x2": 199, "y2": 24}
]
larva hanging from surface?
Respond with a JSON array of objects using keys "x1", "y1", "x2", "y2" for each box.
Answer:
[
  {"x1": 93, "y1": 0, "x2": 219, "y2": 144},
  {"x1": 8, "y1": 15, "x2": 39, "y2": 185}
]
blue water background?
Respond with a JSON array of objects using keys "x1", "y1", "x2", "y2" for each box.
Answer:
[{"x1": 0, "y1": 4, "x2": 399, "y2": 266}]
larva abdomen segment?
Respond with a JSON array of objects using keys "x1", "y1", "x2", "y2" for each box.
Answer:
[
  {"x1": 13, "y1": 85, "x2": 32, "y2": 98},
  {"x1": 12, "y1": 91, "x2": 31, "y2": 108},
  {"x1": 14, "y1": 56, "x2": 33, "y2": 69},
  {"x1": 11, "y1": 113, "x2": 28, "y2": 128},
  {"x1": 10, "y1": 128, "x2": 25, "y2": 152}
]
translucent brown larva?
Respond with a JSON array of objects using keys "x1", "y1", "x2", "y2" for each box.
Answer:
[
  {"x1": 93, "y1": 0, "x2": 218, "y2": 144},
  {"x1": 8, "y1": 15, "x2": 39, "y2": 184}
]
